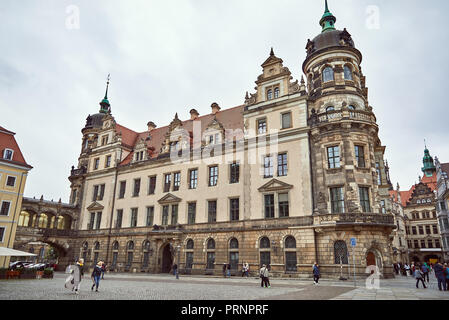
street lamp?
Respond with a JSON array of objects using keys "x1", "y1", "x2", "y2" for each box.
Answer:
[{"x1": 176, "y1": 245, "x2": 181, "y2": 279}]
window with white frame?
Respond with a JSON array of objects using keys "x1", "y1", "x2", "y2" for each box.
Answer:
[
  {"x1": 3, "y1": 149, "x2": 13, "y2": 160},
  {"x1": 6, "y1": 176, "x2": 16, "y2": 187},
  {"x1": 0, "y1": 201, "x2": 11, "y2": 216},
  {"x1": 0, "y1": 227, "x2": 5, "y2": 242}
]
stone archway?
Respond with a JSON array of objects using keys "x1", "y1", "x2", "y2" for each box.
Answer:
[
  {"x1": 366, "y1": 248, "x2": 383, "y2": 270},
  {"x1": 161, "y1": 243, "x2": 174, "y2": 273}
]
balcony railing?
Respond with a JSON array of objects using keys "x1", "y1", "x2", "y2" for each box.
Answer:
[
  {"x1": 316, "y1": 213, "x2": 395, "y2": 226},
  {"x1": 309, "y1": 109, "x2": 376, "y2": 126},
  {"x1": 70, "y1": 166, "x2": 87, "y2": 177}
]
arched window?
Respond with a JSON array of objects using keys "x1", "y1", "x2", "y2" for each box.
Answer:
[
  {"x1": 274, "y1": 87, "x2": 280, "y2": 99},
  {"x1": 93, "y1": 241, "x2": 100, "y2": 265},
  {"x1": 112, "y1": 241, "x2": 119, "y2": 250},
  {"x1": 142, "y1": 240, "x2": 151, "y2": 268},
  {"x1": 322, "y1": 67, "x2": 334, "y2": 82},
  {"x1": 126, "y1": 241, "x2": 134, "y2": 269},
  {"x1": 260, "y1": 237, "x2": 270, "y2": 249},
  {"x1": 334, "y1": 241, "x2": 349, "y2": 264},
  {"x1": 186, "y1": 239, "x2": 194, "y2": 249},
  {"x1": 284, "y1": 236, "x2": 297, "y2": 272},
  {"x1": 18, "y1": 211, "x2": 30, "y2": 227},
  {"x1": 206, "y1": 238, "x2": 215, "y2": 270},
  {"x1": 38, "y1": 213, "x2": 49, "y2": 228},
  {"x1": 94, "y1": 241, "x2": 100, "y2": 250},
  {"x1": 112, "y1": 241, "x2": 119, "y2": 268},
  {"x1": 207, "y1": 238, "x2": 215, "y2": 250},
  {"x1": 344, "y1": 65, "x2": 353, "y2": 80},
  {"x1": 229, "y1": 238, "x2": 239, "y2": 270},
  {"x1": 267, "y1": 89, "x2": 273, "y2": 100},
  {"x1": 56, "y1": 216, "x2": 65, "y2": 229},
  {"x1": 82, "y1": 241, "x2": 88, "y2": 262},
  {"x1": 127, "y1": 241, "x2": 134, "y2": 251},
  {"x1": 259, "y1": 236, "x2": 271, "y2": 267}
]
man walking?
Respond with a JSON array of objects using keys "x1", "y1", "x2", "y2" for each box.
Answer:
[
  {"x1": 91, "y1": 261, "x2": 102, "y2": 292},
  {"x1": 415, "y1": 264, "x2": 427, "y2": 289},
  {"x1": 422, "y1": 263, "x2": 430, "y2": 283},
  {"x1": 313, "y1": 262, "x2": 320, "y2": 285},
  {"x1": 259, "y1": 264, "x2": 270, "y2": 288},
  {"x1": 173, "y1": 263, "x2": 179, "y2": 279},
  {"x1": 434, "y1": 261, "x2": 447, "y2": 291}
]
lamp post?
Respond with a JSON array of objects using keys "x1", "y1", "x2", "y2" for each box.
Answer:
[{"x1": 176, "y1": 245, "x2": 180, "y2": 279}]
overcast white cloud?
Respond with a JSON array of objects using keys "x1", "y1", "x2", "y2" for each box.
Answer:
[{"x1": 1, "y1": 0, "x2": 448, "y2": 202}]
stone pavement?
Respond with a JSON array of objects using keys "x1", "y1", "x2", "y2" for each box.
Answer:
[{"x1": 0, "y1": 272, "x2": 448, "y2": 300}]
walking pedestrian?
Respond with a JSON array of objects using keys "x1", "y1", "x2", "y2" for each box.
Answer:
[
  {"x1": 421, "y1": 263, "x2": 430, "y2": 283},
  {"x1": 91, "y1": 261, "x2": 102, "y2": 292},
  {"x1": 313, "y1": 262, "x2": 320, "y2": 285},
  {"x1": 434, "y1": 262, "x2": 447, "y2": 291},
  {"x1": 172, "y1": 263, "x2": 179, "y2": 279},
  {"x1": 259, "y1": 264, "x2": 270, "y2": 288},
  {"x1": 242, "y1": 262, "x2": 249, "y2": 277},
  {"x1": 404, "y1": 264, "x2": 410, "y2": 277},
  {"x1": 101, "y1": 262, "x2": 106, "y2": 280},
  {"x1": 222, "y1": 263, "x2": 227, "y2": 278},
  {"x1": 227, "y1": 263, "x2": 231, "y2": 278},
  {"x1": 73, "y1": 258, "x2": 84, "y2": 295},
  {"x1": 415, "y1": 264, "x2": 427, "y2": 289},
  {"x1": 411, "y1": 263, "x2": 415, "y2": 278}
]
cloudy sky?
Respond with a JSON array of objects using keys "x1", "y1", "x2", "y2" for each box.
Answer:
[{"x1": 1, "y1": 0, "x2": 448, "y2": 202}]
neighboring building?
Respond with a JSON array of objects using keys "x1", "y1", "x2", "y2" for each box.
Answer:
[
  {"x1": 389, "y1": 183, "x2": 409, "y2": 264},
  {"x1": 63, "y1": 1, "x2": 395, "y2": 279},
  {"x1": 0, "y1": 126, "x2": 32, "y2": 267},
  {"x1": 391, "y1": 148, "x2": 443, "y2": 264},
  {"x1": 435, "y1": 157, "x2": 449, "y2": 261}
]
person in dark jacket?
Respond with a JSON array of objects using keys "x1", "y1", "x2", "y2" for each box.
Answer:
[
  {"x1": 434, "y1": 262, "x2": 447, "y2": 291},
  {"x1": 91, "y1": 261, "x2": 102, "y2": 292},
  {"x1": 313, "y1": 262, "x2": 320, "y2": 285},
  {"x1": 73, "y1": 258, "x2": 84, "y2": 294},
  {"x1": 101, "y1": 262, "x2": 106, "y2": 280},
  {"x1": 421, "y1": 264, "x2": 430, "y2": 283},
  {"x1": 173, "y1": 263, "x2": 179, "y2": 279}
]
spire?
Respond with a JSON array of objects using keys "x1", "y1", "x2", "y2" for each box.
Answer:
[
  {"x1": 421, "y1": 143, "x2": 436, "y2": 177},
  {"x1": 270, "y1": 47, "x2": 275, "y2": 56},
  {"x1": 319, "y1": 0, "x2": 336, "y2": 33},
  {"x1": 99, "y1": 74, "x2": 111, "y2": 114}
]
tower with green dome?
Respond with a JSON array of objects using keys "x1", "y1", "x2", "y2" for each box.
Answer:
[
  {"x1": 319, "y1": 0, "x2": 337, "y2": 32},
  {"x1": 422, "y1": 145, "x2": 436, "y2": 177},
  {"x1": 99, "y1": 74, "x2": 111, "y2": 114}
]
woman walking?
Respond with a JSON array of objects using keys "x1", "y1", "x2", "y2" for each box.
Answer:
[
  {"x1": 73, "y1": 258, "x2": 84, "y2": 295},
  {"x1": 91, "y1": 261, "x2": 103, "y2": 292},
  {"x1": 415, "y1": 264, "x2": 427, "y2": 289},
  {"x1": 313, "y1": 262, "x2": 320, "y2": 285},
  {"x1": 259, "y1": 264, "x2": 270, "y2": 288}
]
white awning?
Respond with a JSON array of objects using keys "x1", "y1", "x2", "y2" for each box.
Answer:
[{"x1": 0, "y1": 247, "x2": 37, "y2": 257}]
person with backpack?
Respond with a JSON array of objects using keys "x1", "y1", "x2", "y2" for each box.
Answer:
[
  {"x1": 91, "y1": 261, "x2": 102, "y2": 292},
  {"x1": 421, "y1": 263, "x2": 430, "y2": 283},
  {"x1": 259, "y1": 264, "x2": 270, "y2": 288},
  {"x1": 415, "y1": 264, "x2": 427, "y2": 289},
  {"x1": 313, "y1": 262, "x2": 321, "y2": 285}
]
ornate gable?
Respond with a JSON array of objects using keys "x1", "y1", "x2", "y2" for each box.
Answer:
[
  {"x1": 258, "y1": 179, "x2": 293, "y2": 192},
  {"x1": 87, "y1": 202, "x2": 104, "y2": 211},
  {"x1": 160, "y1": 113, "x2": 190, "y2": 154}
]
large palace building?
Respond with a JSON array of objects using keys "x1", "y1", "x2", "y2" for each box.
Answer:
[{"x1": 62, "y1": 2, "x2": 396, "y2": 278}]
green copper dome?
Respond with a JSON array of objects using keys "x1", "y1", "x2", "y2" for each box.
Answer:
[
  {"x1": 422, "y1": 147, "x2": 436, "y2": 177},
  {"x1": 319, "y1": 0, "x2": 336, "y2": 32}
]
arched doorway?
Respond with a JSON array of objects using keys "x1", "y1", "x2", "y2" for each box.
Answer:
[
  {"x1": 366, "y1": 252, "x2": 376, "y2": 266},
  {"x1": 161, "y1": 244, "x2": 173, "y2": 273}
]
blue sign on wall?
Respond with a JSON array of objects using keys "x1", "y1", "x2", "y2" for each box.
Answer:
[{"x1": 350, "y1": 238, "x2": 356, "y2": 247}]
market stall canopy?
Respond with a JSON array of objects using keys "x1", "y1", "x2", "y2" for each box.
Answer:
[{"x1": 0, "y1": 247, "x2": 37, "y2": 256}]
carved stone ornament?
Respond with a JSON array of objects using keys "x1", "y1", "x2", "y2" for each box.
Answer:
[
  {"x1": 245, "y1": 92, "x2": 257, "y2": 106},
  {"x1": 288, "y1": 80, "x2": 300, "y2": 94}
]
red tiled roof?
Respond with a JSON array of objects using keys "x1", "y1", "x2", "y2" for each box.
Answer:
[
  {"x1": 0, "y1": 126, "x2": 32, "y2": 169},
  {"x1": 118, "y1": 105, "x2": 245, "y2": 166},
  {"x1": 391, "y1": 173, "x2": 437, "y2": 207},
  {"x1": 441, "y1": 163, "x2": 449, "y2": 176}
]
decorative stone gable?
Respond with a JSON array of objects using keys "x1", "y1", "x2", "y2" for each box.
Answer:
[
  {"x1": 86, "y1": 201, "x2": 104, "y2": 211},
  {"x1": 258, "y1": 179, "x2": 293, "y2": 192},
  {"x1": 158, "y1": 193, "x2": 182, "y2": 204},
  {"x1": 161, "y1": 113, "x2": 190, "y2": 154}
]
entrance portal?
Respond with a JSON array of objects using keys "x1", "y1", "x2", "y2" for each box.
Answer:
[
  {"x1": 366, "y1": 252, "x2": 376, "y2": 266},
  {"x1": 161, "y1": 244, "x2": 173, "y2": 273}
]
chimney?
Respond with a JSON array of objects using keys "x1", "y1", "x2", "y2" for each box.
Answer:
[
  {"x1": 211, "y1": 103, "x2": 221, "y2": 115},
  {"x1": 190, "y1": 109, "x2": 199, "y2": 120},
  {"x1": 147, "y1": 121, "x2": 157, "y2": 132}
]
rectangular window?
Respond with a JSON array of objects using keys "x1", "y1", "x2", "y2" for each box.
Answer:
[
  {"x1": 6, "y1": 176, "x2": 16, "y2": 187},
  {"x1": 171, "y1": 204, "x2": 178, "y2": 225},
  {"x1": 421, "y1": 240, "x2": 426, "y2": 249},
  {"x1": 133, "y1": 178, "x2": 141, "y2": 197},
  {"x1": 264, "y1": 194, "x2": 275, "y2": 219},
  {"x1": 414, "y1": 240, "x2": 419, "y2": 248},
  {"x1": 95, "y1": 212, "x2": 102, "y2": 229},
  {"x1": 330, "y1": 187, "x2": 345, "y2": 213},
  {"x1": 264, "y1": 155, "x2": 274, "y2": 178},
  {"x1": 407, "y1": 240, "x2": 412, "y2": 248},
  {"x1": 116, "y1": 209, "x2": 123, "y2": 228},
  {"x1": 3, "y1": 149, "x2": 13, "y2": 160},
  {"x1": 260, "y1": 252, "x2": 271, "y2": 268},
  {"x1": 285, "y1": 252, "x2": 297, "y2": 272},
  {"x1": 89, "y1": 212, "x2": 95, "y2": 230},
  {"x1": 425, "y1": 225, "x2": 431, "y2": 234},
  {"x1": 428, "y1": 240, "x2": 434, "y2": 248},
  {"x1": 173, "y1": 172, "x2": 181, "y2": 191},
  {"x1": 419, "y1": 225, "x2": 424, "y2": 235},
  {"x1": 189, "y1": 169, "x2": 198, "y2": 189},
  {"x1": 230, "y1": 162, "x2": 240, "y2": 184},
  {"x1": 355, "y1": 146, "x2": 365, "y2": 168},
  {"x1": 380, "y1": 200, "x2": 386, "y2": 214},
  {"x1": 359, "y1": 187, "x2": 371, "y2": 213},
  {"x1": 376, "y1": 163, "x2": 382, "y2": 185},
  {"x1": 186, "y1": 252, "x2": 194, "y2": 269},
  {"x1": 119, "y1": 181, "x2": 126, "y2": 199},
  {"x1": 433, "y1": 225, "x2": 438, "y2": 234},
  {"x1": 146, "y1": 206, "x2": 154, "y2": 226},
  {"x1": 93, "y1": 185, "x2": 99, "y2": 201},
  {"x1": 441, "y1": 201, "x2": 447, "y2": 211},
  {"x1": 207, "y1": 252, "x2": 215, "y2": 269},
  {"x1": 208, "y1": 200, "x2": 217, "y2": 223},
  {"x1": 101, "y1": 135, "x2": 108, "y2": 146},
  {"x1": 209, "y1": 166, "x2": 218, "y2": 187},
  {"x1": 281, "y1": 112, "x2": 292, "y2": 129},
  {"x1": 0, "y1": 227, "x2": 4, "y2": 242},
  {"x1": 278, "y1": 193, "x2": 289, "y2": 218},
  {"x1": 94, "y1": 158, "x2": 100, "y2": 170},
  {"x1": 412, "y1": 226, "x2": 417, "y2": 235},
  {"x1": 277, "y1": 153, "x2": 288, "y2": 177},
  {"x1": 257, "y1": 118, "x2": 267, "y2": 134},
  {"x1": 0, "y1": 201, "x2": 11, "y2": 216},
  {"x1": 105, "y1": 155, "x2": 112, "y2": 168},
  {"x1": 164, "y1": 174, "x2": 171, "y2": 193},
  {"x1": 187, "y1": 202, "x2": 196, "y2": 224},
  {"x1": 230, "y1": 252, "x2": 239, "y2": 270},
  {"x1": 436, "y1": 239, "x2": 441, "y2": 248},
  {"x1": 162, "y1": 205, "x2": 169, "y2": 225},
  {"x1": 148, "y1": 176, "x2": 156, "y2": 195},
  {"x1": 131, "y1": 208, "x2": 138, "y2": 227},
  {"x1": 327, "y1": 146, "x2": 340, "y2": 169},
  {"x1": 98, "y1": 184, "x2": 105, "y2": 201},
  {"x1": 230, "y1": 198, "x2": 239, "y2": 221}
]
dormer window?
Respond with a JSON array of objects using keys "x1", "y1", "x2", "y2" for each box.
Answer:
[
  {"x1": 208, "y1": 133, "x2": 221, "y2": 145},
  {"x1": 267, "y1": 89, "x2": 273, "y2": 100},
  {"x1": 135, "y1": 151, "x2": 145, "y2": 162},
  {"x1": 3, "y1": 149, "x2": 13, "y2": 160},
  {"x1": 323, "y1": 67, "x2": 334, "y2": 82},
  {"x1": 170, "y1": 141, "x2": 180, "y2": 152},
  {"x1": 101, "y1": 135, "x2": 109, "y2": 146}
]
